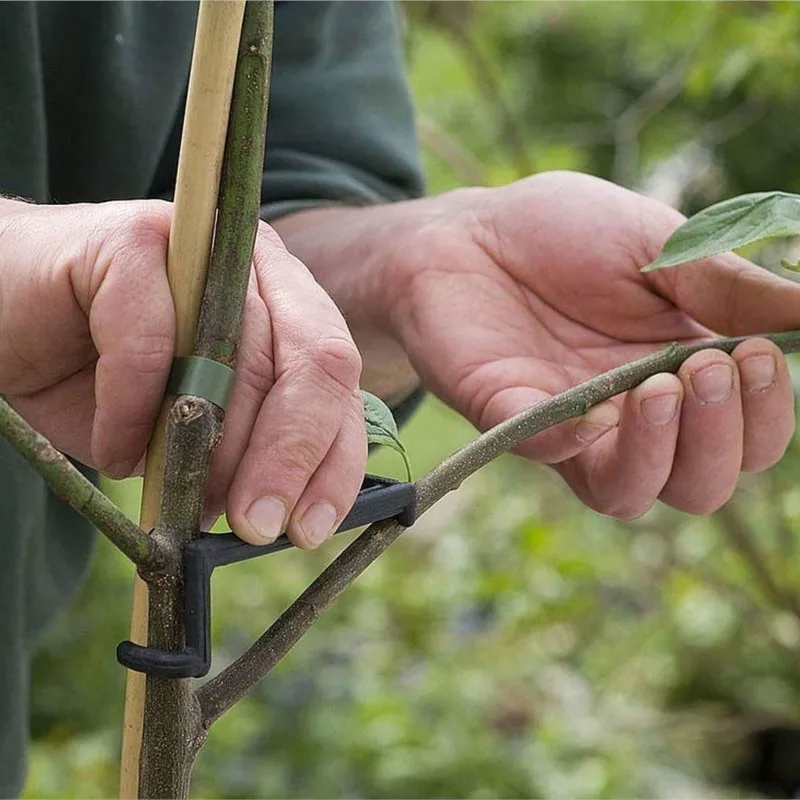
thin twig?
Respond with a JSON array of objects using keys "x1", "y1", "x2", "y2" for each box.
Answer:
[
  {"x1": 196, "y1": 329, "x2": 800, "y2": 727},
  {"x1": 0, "y1": 396, "x2": 160, "y2": 568}
]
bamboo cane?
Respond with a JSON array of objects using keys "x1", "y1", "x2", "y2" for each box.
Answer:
[{"x1": 118, "y1": 3, "x2": 246, "y2": 796}]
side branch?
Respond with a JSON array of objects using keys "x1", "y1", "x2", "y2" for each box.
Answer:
[
  {"x1": 196, "y1": 330, "x2": 800, "y2": 726},
  {"x1": 0, "y1": 396, "x2": 160, "y2": 568}
]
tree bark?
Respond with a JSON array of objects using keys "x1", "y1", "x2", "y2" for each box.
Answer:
[
  {"x1": 137, "y1": 3, "x2": 274, "y2": 796},
  {"x1": 0, "y1": 396, "x2": 160, "y2": 568}
]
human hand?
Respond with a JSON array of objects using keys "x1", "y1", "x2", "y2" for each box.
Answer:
[
  {"x1": 0, "y1": 198, "x2": 366, "y2": 548},
  {"x1": 384, "y1": 171, "x2": 799, "y2": 518}
]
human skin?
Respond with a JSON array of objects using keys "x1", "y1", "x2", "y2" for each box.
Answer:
[
  {"x1": 0, "y1": 197, "x2": 367, "y2": 550},
  {"x1": 274, "y1": 171, "x2": 798, "y2": 520},
  {"x1": 2, "y1": 171, "x2": 797, "y2": 550}
]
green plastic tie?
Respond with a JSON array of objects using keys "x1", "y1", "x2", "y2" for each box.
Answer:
[{"x1": 167, "y1": 356, "x2": 235, "y2": 410}]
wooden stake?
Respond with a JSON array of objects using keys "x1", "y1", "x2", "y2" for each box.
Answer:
[{"x1": 118, "y1": 3, "x2": 245, "y2": 796}]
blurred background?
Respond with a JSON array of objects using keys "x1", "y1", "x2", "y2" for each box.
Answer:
[{"x1": 24, "y1": 3, "x2": 800, "y2": 797}]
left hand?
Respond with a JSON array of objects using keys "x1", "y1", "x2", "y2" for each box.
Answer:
[{"x1": 384, "y1": 171, "x2": 800, "y2": 518}]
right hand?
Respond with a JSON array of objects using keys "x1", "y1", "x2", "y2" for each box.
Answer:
[{"x1": 0, "y1": 198, "x2": 367, "y2": 549}]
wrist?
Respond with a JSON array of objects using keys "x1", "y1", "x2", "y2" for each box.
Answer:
[{"x1": 271, "y1": 203, "x2": 423, "y2": 405}]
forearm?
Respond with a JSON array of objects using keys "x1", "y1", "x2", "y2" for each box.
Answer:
[{"x1": 272, "y1": 204, "x2": 421, "y2": 405}]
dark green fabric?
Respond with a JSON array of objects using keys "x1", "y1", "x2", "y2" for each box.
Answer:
[{"x1": 0, "y1": 2, "x2": 422, "y2": 794}]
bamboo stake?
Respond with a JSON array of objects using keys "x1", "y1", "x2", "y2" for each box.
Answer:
[{"x1": 118, "y1": 3, "x2": 245, "y2": 796}]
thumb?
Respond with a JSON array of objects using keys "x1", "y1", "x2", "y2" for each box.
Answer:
[
  {"x1": 641, "y1": 214, "x2": 800, "y2": 336},
  {"x1": 83, "y1": 202, "x2": 176, "y2": 477}
]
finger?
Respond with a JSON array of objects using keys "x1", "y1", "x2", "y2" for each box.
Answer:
[
  {"x1": 478, "y1": 385, "x2": 620, "y2": 464},
  {"x1": 659, "y1": 350, "x2": 743, "y2": 514},
  {"x1": 556, "y1": 373, "x2": 682, "y2": 519},
  {"x1": 644, "y1": 248, "x2": 800, "y2": 337},
  {"x1": 733, "y1": 338, "x2": 795, "y2": 472},
  {"x1": 224, "y1": 226, "x2": 363, "y2": 546},
  {"x1": 225, "y1": 358, "x2": 362, "y2": 546},
  {"x1": 285, "y1": 397, "x2": 367, "y2": 549},
  {"x1": 88, "y1": 203, "x2": 175, "y2": 477},
  {"x1": 203, "y1": 276, "x2": 275, "y2": 519},
  {"x1": 596, "y1": 181, "x2": 800, "y2": 337}
]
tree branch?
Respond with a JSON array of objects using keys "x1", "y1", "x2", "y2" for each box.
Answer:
[
  {"x1": 0, "y1": 395, "x2": 160, "y2": 569},
  {"x1": 194, "y1": 0, "x2": 273, "y2": 367},
  {"x1": 197, "y1": 330, "x2": 800, "y2": 727}
]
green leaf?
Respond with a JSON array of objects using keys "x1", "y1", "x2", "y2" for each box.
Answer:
[
  {"x1": 361, "y1": 390, "x2": 413, "y2": 481},
  {"x1": 643, "y1": 191, "x2": 800, "y2": 271}
]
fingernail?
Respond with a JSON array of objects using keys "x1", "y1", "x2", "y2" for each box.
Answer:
[
  {"x1": 641, "y1": 394, "x2": 679, "y2": 426},
  {"x1": 245, "y1": 496, "x2": 287, "y2": 544},
  {"x1": 740, "y1": 355, "x2": 776, "y2": 393},
  {"x1": 691, "y1": 364, "x2": 733, "y2": 404},
  {"x1": 575, "y1": 403, "x2": 619, "y2": 444},
  {"x1": 298, "y1": 502, "x2": 338, "y2": 547}
]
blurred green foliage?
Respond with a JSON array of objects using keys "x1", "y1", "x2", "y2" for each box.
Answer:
[{"x1": 24, "y1": 2, "x2": 800, "y2": 797}]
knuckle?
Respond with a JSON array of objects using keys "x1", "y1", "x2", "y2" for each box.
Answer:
[
  {"x1": 628, "y1": 202, "x2": 686, "y2": 268},
  {"x1": 270, "y1": 430, "x2": 329, "y2": 482},
  {"x1": 117, "y1": 201, "x2": 172, "y2": 248},
  {"x1": 102, "y1": 201, "x2": 171, "y2": 267},
  {"x1": 304, "y1": 336, "x2": 362, "y2": 395},
  {"x1": 118, "y1": 331, "x2": 174, "y2": 378}
]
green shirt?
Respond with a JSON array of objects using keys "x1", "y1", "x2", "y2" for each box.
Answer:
[{"x1": 0, "y1": 2, "x2": 422, "y2": 793}]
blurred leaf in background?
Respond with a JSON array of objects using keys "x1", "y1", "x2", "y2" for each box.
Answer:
[{"x1": 24, "y1": 3, "x2": 800, "y2": 798}]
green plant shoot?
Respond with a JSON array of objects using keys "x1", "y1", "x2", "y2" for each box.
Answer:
[{"x1": 361, "y1": 390, "x2": 413, "y2": 481}]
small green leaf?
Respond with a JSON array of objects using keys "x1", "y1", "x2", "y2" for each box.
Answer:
[
  {"x1": 643, "y1": 191, "x2": 800, "y2": 271},
  {"x1": 361, "y1": 390, "x2": 413, "y2": 480}
]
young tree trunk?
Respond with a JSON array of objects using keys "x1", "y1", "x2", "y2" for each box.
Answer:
[
  {"x1": 119, "y1": 3, "x2": 246, "y2": 795},
  {"x1": 133, "y1": 3, "x2": 274, "y2": 796}
]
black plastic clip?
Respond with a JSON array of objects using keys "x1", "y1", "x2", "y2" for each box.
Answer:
[{"x1": 116, "y1": 475, "x2": 416, "y2": 678}]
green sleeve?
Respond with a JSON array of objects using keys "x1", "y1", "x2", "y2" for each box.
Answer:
[
  {"x1": 148, "y1": 2, "x2": 425, "y2": 217},
  {"x1": 259, "y1": 0, "x2": 425, "y2": 221}
]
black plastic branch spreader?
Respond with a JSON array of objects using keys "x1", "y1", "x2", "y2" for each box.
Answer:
[{"x1": 116, "y1": 475, "x2": 416, "y2": 679}]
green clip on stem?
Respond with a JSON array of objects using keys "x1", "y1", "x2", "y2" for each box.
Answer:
[{"x1": 167, "y1": 356, "x2": 235, "y2": 410}]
